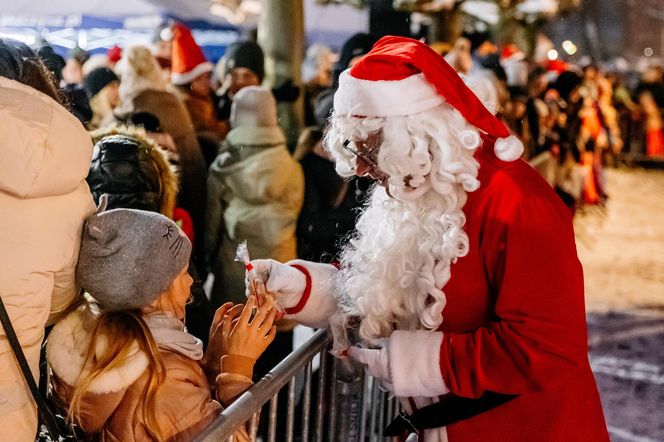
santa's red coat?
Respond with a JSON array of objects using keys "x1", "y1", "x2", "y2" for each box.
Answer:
[
  {"x1": 437, "y1": 147, "x2": 608, "y2": 441},
  {"x1": 285, "y1": 146, "x2": 609, "y2": 441}
]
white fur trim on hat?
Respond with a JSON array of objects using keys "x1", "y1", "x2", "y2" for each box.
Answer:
[
  {"x1": 494, "y1": 135, "x2": 524, "y2": 162},
  {"x1": 171, "y1": 61, "x2": 214, "y2": 85},
  {"x1": 389, "y1": 330, "x2": 449, "y2": 398},
  {"x1": 333, "y1": 70, "x2": 443, "y2": 117}
]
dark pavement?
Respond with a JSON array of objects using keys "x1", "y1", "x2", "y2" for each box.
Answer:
[{"x1": 588, "y1": 310, "x2": 664, "y2": 442}]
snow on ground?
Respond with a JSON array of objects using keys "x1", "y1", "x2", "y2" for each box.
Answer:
[{"x1": 574, "y1": 168, "x2": 664, "y2": 313}]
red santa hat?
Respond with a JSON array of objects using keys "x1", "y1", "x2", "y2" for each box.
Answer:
[
  {"x1": 171, "y1": 23, "x2": 213, "y2": 85},
  {"x1": 500, "y1": 44, "x2": 526, "y2": 63},
  {"x1": 333, "y1": 36, "x2": 524, "y2": 162}
]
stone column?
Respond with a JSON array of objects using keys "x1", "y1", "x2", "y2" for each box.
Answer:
[{"x1": 258, "y1": 0, "x2": 305, "y2": 149}]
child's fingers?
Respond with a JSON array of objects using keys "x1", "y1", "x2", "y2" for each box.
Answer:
[
  {"x1": 258, "y1": 308, "x2": 277, "y2": 335},
  {"x1": 238, "y1": 296, "x2": 256, "y2": 326},
  {"x1": 249, "y1": 299, "x2": 271, "y2": 329},
  {"x1": 265, "y1": 326, "x2": 277, "y2": 344},
  {"x1": 211, "y1": 303, "x2": 233, "y2": 330},
  {"x1": 227, "y1": 304, "x2": 244, "y2": 318},
  {"x1": 222, "y1": 315, "x2": 232, "y2": 338}
]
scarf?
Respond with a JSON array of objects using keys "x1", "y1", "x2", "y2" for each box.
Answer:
[{"x1": 143, "y1": 312, "x2": 204, "y2": 361}]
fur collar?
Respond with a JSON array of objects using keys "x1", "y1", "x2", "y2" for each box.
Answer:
[
  {"x1": 90, "y1": 124, "x2": 179, "y2": 219},
  {"x1": 46, "y1": 307, "x2": 149, "y2": 394}
]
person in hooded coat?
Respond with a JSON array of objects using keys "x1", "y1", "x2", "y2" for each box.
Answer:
[
  {"x1": 0, "y1": 38, "x2": 95, "y2": 441},
  {"x1": 206, "y1": 86, "x2": 304, "y2": 307},
  {"x1": 83, "y1": 67, "x2": 120, "y2": 130},
  {"x1": 112, "y1": 45, "x2": 208, "y2": 276}
]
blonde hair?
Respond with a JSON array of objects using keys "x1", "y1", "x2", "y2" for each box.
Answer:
[
  {"x1": 88, "y1": 86, "x2": 114, "y2": 130},
  {"x1": 117, "y1": 45, "x2": 166, "y2": 102},
  {"x1": 68, "y1": 310, "x2": 166, "y2": 441}
]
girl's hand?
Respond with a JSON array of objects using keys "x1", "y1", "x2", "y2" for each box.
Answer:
[
  {"x1": 223, "y1": 296, "x2": 277, "y2": 361},
  {"x1": 204, "y1": 302, "x2": 243, "y2": 376}
]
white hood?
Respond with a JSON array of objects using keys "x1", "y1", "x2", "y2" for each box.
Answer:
[{"x1": 0, "y1": 76, "x2": 93, "y2": 198}]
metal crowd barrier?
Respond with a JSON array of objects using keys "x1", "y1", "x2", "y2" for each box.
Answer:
[{"x1": 195, "y1": 328, "x2": 400, "y2": 442}]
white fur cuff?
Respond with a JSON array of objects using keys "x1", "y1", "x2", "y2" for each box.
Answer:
[
  {"x1": 284, "y1": 260, "x2": 339, "y2": 329},
  {"x1": 389, "y1": 330, "x2": 449, "y2": 398}
]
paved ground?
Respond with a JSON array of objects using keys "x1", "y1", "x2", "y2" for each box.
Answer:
[{"x1": 575, "y1": 168, "x2": 664, "y2": 442}]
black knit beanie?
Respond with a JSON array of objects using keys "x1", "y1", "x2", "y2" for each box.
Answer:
[
  {"x1": 333, "y1": 33, "x2": 380, "y2": 85},
  {"x1": 36, "y1": 45, "x2": 66, "y2": 83},
  {"x1": 223, "y1": 41, "x2": 265, "y2": 81},
  {"x1": 84, "y1": 67, "x2": 118, "y2": 98}
]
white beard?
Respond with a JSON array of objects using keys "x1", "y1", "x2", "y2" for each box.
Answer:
[{"x1": 325, "y1": 104, "x2": 482, "y2": 345}]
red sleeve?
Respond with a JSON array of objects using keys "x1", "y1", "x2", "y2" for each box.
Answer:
[{"x1": 439, "y1": 187, "x2": 588, "y2": 398}]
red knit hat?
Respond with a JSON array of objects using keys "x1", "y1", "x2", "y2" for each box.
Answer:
[
  {"x1": 171, "y1": 23, "x2": 213, "y2": 85},
  {"x1": 107, "y1": 45, "x2": 122, "y2": 64},
  {"x1": 333, "y1": 36, "x2": 524, "y2": 162}
]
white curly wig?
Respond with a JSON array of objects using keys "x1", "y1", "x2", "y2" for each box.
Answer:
[{"x1": 325, "y1": 103, "x2": 483, "y2": 343}]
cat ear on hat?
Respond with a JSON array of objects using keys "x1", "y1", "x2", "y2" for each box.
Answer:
[
  {"x1": 96, "y1": 194, "x2": 109, "y2": 214},
  {"x1": 86, "y1": 194, "x2": 110, "y2": 241}
]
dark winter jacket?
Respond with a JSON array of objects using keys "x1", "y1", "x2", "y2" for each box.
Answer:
[{"x1": 297, "y1": 153, "x2": 371, "y2": 262}]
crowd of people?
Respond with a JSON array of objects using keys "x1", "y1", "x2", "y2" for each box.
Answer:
[{"x1": 0, "y1": 18, "x2": 661, "y2": 441}]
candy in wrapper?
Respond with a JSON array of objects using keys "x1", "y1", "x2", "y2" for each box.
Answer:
[{"x1": 235, "y1": 241, "x2": 284, "y2": 316}]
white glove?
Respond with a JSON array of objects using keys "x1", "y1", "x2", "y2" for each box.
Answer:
[
  {"x1": 348, "y1": 343, "x2": 393, "y2": 390},
  {"x1": 246, "y1": 259, "x2": 307, "y2": 309}
]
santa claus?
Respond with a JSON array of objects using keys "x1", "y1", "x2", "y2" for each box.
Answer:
[{"x1": 249, "y1": 37, "x2": 608, "y2": 441}]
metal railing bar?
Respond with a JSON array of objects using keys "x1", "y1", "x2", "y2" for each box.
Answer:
[
  {"x1": 249, "y1": 412, "x2": 259, "y2": 442},
  {"x1": 194, "y1": 329, "x2": 331, "y2": 442},
  {"x1": 286, "y1": 377, "x2": 297, "y2": 442},
  {"x1": 301, "y1": 360, "x2": 312, "y2": 442},
  {"x1": 368, "y1": 378, "x2": 379, "y2": 442},
  {"x1": 328, "y1": 357, "x2": 339, "y2": 442},
  {"x1": 314, "y1": 348, "x2": 327, "y2": 442},
  {"x1": 358, "y1": 370, "x2": 368, "y2": 442},
  {"x1": 377, "y1": 387, "x2": 385, "y2": 440},
  {"x1": 268, "y1": 394, "x2": 278, "y2": 442}
]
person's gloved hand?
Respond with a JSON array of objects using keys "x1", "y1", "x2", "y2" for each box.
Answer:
[
  {"x1": 246, "y1": 259, "x2": 307, "y2": 309},
  {"x1": 348, "y1": 341, "x2": 393, "y2": 391}
]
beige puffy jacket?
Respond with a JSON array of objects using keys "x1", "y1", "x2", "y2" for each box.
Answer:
[{"x1": 0, "y1": 77, "x2": 95, "y2": 441}]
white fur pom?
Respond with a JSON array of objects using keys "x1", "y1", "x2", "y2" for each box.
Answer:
[
  {"x1": 494, "y1": 135, "x2": 524, "y2": 162},
  {"x1": 460, "y1": 130, "x2": 481, "y2": 150}
]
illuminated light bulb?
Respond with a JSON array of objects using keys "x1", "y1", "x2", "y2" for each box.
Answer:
[{"x1": 562, "y1": 40, "x2": 577, "y2": 55}]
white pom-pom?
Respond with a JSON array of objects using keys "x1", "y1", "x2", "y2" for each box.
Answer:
[
  {"x1": 494, "y1": 135, "x2": 524, "y2": 162},
  {"x1": 460, "y1": 130, "x2": 481, "y2": 150}
]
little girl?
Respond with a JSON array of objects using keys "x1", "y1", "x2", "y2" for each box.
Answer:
[{"x1": 46, "y1": 198, "x2": 276, "y2": 441}]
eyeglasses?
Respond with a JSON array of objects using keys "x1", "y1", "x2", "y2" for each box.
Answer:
[{"x1": 342, "y1": 139, "x2": 378, "y2": 168}]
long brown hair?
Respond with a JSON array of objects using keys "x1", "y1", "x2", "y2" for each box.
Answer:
[{"x1": 68, "y1": 310, "x2": 166, "y2": 441}]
